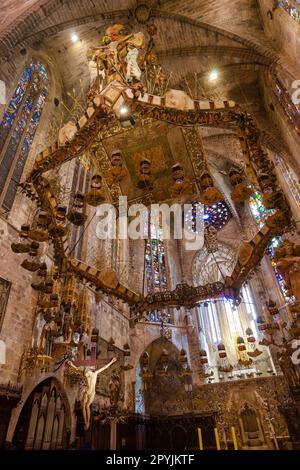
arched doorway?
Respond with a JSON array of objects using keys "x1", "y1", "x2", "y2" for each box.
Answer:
[{"x1": 13, "y1": 378, "x2": 71, "y2": 450}]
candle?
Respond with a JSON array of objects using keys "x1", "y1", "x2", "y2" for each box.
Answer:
[
  {"x1": 214, "y1": 427, "x2": 221, "y2": 450},
  {"x1": 231, "y1": 426, "x2": 238, "y2": 450},
  {"x1": 198, "y1": 428, "x2": 203, "y2": 450}
]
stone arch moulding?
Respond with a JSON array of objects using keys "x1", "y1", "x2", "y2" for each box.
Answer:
[{"x1": 6, "y1": 375, "x2": 73, "y2": 447}]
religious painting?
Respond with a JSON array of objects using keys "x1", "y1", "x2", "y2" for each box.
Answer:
[{"x1": 0, "y1": 277, "x2": 11, "y2": 332}]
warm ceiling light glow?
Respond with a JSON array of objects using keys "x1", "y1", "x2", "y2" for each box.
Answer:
[
  {"x1": 209, "y1": 70, "x2": 218, "y2": 81},
  {"x1": 119, "y1": 105, "x2": 129, "y2": 115},
  {"x1": 71, "y1": 33, "x2": 79, "y2": 43}
]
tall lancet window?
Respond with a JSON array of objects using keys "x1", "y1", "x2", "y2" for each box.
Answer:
[
  {"x1": 274, "y1": 155, "x2": 300, "y2": 209},
  {"x1": 144, "y1": 215, "x2": 172, "y2": 323},
  {"x1": 248, "y1": 192, "x2": 292, "y2": 302},
  {"x1": 194, "y1": 245, "x2": 274, "y2": 379},
  {"x1": 0, "y1": 60, "x2": 48, "y2": 211}
]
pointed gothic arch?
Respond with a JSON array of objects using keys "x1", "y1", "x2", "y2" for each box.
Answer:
[{"x1": 12, "y1": 377, "x2": 71, "y2": 450}]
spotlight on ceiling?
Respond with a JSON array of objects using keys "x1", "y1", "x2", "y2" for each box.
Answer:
[
  {"x1": 209, "y1": 69, "x2": 218, "y2": 81},
  {"x1": 71, "y1": 32, "x2": 79, "y2": 43}
]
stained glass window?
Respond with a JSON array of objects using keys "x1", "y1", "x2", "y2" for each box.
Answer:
[
  {"x1": 249, "y1": 193, "x2": 292, "y2": 302},
  {"x1": 275, "y1": 1, "x2": 300, "y2": 22},
  {"x1": 143, "y1": 215, "x2": 167, "y2": 295},
  {"x1": 248, "y1": 192, "x2": 274, "y2": 228},
  {"x1": 267, "y1": 237, "x2": 294, "y2": 303},
  {"x1": 274, "y1": 155, "x2": 300, "y2": 208},
  {"x1": 0, "y1": 60, "x2": 48, "y2": 211},
  {"x1": 185, "y1": 200, "x2": 231, "y2": 233},
  {"x1": 144, "y1": 217, "x2": 173, "y2": 323},
  {"x1": 197, "y1": 287, "x2": 274, "y2": 381}
]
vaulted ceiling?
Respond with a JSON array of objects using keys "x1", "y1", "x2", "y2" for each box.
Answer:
[
  {"x1": 0, "y1": 1, "x2": 277, "y2": 112},
  {"x1": 0, "y1": 1, "x2": 289, "y2": 168}
]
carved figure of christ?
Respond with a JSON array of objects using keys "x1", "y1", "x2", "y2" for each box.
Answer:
[{"x1": 67, "y1": 357, "x2": 117, "y2": 430}]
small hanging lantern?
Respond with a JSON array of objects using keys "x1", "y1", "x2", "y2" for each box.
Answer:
[
  {"x1": 37, "y1": 262, "x2": 47, "y2": 278},
  {"x1": 229, "y1": 167, "x2": 253, "y2": 203},
  {"x1": 21, "y1": 241, "x2": 41, "y2": 272},
  {"x1": 199, "y1": 349, "x2": 208, "y2": 364},
  {"x1": 123, "y1": 342, "x2": 131, "y2": 357},
  {"x1": 258, "y1": 173, "x2": 273, "y2": 193},
  {"x1": 91, "y1": 328, "x2": 99, "y2": 343},
  {"x1": 198, "y1": 170, "x2": 223, "y2": 205},
  {"x1": 31, "y1": 263, "x2": 47, "y2": 292},
  {"x1": 106, "y1": 150, "x2": 127, "y2": 185},
  {"x1": 237, "y1": 336, "x2": 246, "y2": 351},
  {"x1": 179, "y1": 348, "x2": 188, "y2": 364},
  {"x1": 67, "y1": 192, "x2": 87, "y2": 226},
  {"x1": 49, "y1": 206, "x2": 67, "y2": 237},
  {"x1": 44, "y1": 280, "x2": 54, "y2": 294},
  {"x1": 267, "y1": 300, "x2": 279, "y2": 316},
  {"x1": 137, "y1": 159, "x2": 153, "y2": 189},
  {"x1": 50, "y1": 293, "x2": 59, "y2": 308},
  {"x1": 218, "y1": 343, "x2": 227, "y2": 359},
  {"x1": 85, "y1": 175, "x2": 106, "y2": 207},
  {"x1": 107, "y1": 337, "x2": 115, "y2": 351},
  {"x1": 246, "y1": 327, "x2": 256, "y2": 343},
  {"x1": 257, "y1": 315, "x2": 267, "y2": 331},
  {"x1": 29, "y1": 211, "x2": 49, "y2": 242},
  {"x1": 170, "y1": 163, "x2": 191, "y2": 197},
  {"x1": 11, "y1": 224, "x2": 31, "y2": 254},
  {"x1": 172, "y1": 163, "x2": 184, "y2": 183}
]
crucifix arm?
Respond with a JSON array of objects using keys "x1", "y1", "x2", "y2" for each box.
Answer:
[
  {"x1": 96, "y1": 357, "x2": 117, "y2": 376},
  {"x1": 66, "y1": 359, "x2": 80, "y2": 372}
]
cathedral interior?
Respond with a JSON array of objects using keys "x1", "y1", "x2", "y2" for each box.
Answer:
[{"x1": 2, "y1": 0, "x2": 300, "y2": 452}]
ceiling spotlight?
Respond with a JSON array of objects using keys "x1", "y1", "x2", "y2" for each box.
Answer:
[
  {"x1": 71, "y1": 33, "x2": 79, "y2": 43},
  {"x1": 119, "y1": 105, "x2": 129, "y2": 115},
  {"x1": 209, "y1": 70, "x2": 218, "y2": 81}
]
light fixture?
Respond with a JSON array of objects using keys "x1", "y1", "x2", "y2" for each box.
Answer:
[
  {"x1": 71, "y1": 32, "x2": 79, "y2": 43},
  {"x1": 209, "y1": 69, "x2": 218, "y2": 81},
  {"x1": 118, "y1": 105, "x2": 135, "y2": 127},
  {"x1": 119, "y1": 105, "x2": 129, "y2": 115}
]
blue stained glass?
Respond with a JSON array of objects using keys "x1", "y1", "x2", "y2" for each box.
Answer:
[{"x1": 0, "y1": 60, "x2": 48, "y2": 210}]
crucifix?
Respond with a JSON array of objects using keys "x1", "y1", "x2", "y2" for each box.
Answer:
[{"x1": 67, "y1": 356, "x2": 117, "y2": 430}]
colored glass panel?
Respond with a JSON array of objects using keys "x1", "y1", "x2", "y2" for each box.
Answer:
[
  {"x1": 248, "y1": 192, "x2": 275, "y2": 228},
  {"x1": 275, "y1": 1, "x2": 300, "y2": 22},
  {"x1": 249, "y1": 193, "x2": 291, "y2": 302},
  {"x1": 0, "y1": 60, "x2": 48, "y2": 210}
]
